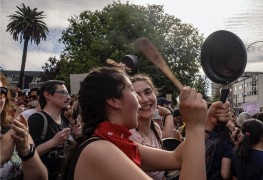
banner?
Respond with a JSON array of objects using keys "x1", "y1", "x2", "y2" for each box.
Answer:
[{"x1": 242, "y1": 101, "x2": 260, "y2": 116}]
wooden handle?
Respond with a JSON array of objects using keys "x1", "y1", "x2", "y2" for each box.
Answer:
[{"x1": 135, "y1": 37, "x2": 184, "y2": 91}]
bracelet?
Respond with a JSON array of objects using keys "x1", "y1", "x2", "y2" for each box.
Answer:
[
  {"x1": 205, "y1": 129, "x2": 212, "y2": 135},
  {"x1": 18, "y1": 144, "x2": 35, "y2": 161},
  {"x1": 163, "y1": 113, "x2": 173, "y2": 120}
]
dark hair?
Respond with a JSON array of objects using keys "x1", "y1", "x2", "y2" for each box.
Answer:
[
  {"x1": 61, "y1": 67, "x2": 127, "y2": 179},
  {"x1": 235, "y1": 119, "x2": 263, "y2": 160},
  {"x1": 38, "y1": 80, "x2": 65, "y2": 109},
  {"x1": 252, "y1": 112, "x2": 263, "y2": 123},
  {"x1": 30, "y1": 87, "x2": 40, "y2": 95}
]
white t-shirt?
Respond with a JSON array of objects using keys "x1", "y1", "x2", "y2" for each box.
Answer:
[{"x1": 21, "y1": 108, "x2": 36, "y2": 120}]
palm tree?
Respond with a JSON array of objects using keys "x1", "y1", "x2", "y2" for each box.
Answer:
[{"x1": 6, "y1": 3, "x2": 49, "y2": 88}]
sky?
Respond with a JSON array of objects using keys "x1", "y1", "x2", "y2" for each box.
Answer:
[{"x1": 1, "y1": 0, "x2": 263, "y2": 72}]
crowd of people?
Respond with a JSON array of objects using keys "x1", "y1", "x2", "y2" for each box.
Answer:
[{"x1": 1, "y1": 65, "x2": 263, "y2": 180}]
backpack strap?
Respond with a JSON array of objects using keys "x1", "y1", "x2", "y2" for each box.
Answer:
[
  {"x1": 35, "y1": 111, "x2": 48, "y2": 142},
  {"x1": 67, "y1": 136, "x2": 102, "y2": 180}
]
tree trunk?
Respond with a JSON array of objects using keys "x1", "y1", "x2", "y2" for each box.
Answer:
[{"x1": 18, "y1": 38, "x2": 29, "y2": 89}]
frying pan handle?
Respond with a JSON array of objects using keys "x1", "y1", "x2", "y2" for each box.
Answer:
[{"x1": 220, "y1": 89, "x2": 230, "y2": 103}]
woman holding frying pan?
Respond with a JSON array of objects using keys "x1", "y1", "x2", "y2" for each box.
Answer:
[{"x1": 61, "y1": 67, "x2": 230, "y2": 180}]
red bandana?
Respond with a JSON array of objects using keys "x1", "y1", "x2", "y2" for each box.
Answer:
[{"x1": 94, "y1": 121, "x2": 141, "y2": 167}]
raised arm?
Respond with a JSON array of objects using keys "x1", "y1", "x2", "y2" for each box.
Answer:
[
  {"x1": 158, "y1": 105, "x2": 175, "y2": 138},
  {"x1": 11, "y1": 114, "x2": 48, "y2": 180},
  {"x1": 0, "y1": 129, "x2": 15, "y2": 165},
  {"x1": 205, "y1": 101, "x2": 230, "y2": 138},
  {"x1": 178, "y1": 86, "x2": 207, "y2": 180}
]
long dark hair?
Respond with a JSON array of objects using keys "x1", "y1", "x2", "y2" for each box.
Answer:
[
  {"x1": 235, "y1": 119, "x2": 263, "y2": 160},
  {"x1": 61, "y1": 67, "x2": 127, "y2": 178}
]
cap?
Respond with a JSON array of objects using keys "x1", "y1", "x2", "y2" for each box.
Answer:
[{"x1": 22, "y1": 89, "x2": 30, "y2": 96}]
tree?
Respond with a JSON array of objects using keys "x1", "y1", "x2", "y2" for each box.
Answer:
[
  {"x1": 6, "y1": 3, "x2": 49, "y2": 89},
  {"x1": 59, "y1": 2, "x2": 205, "y2": 98},
  {"x1": 193, "y1": 74, "x2": 210, "y2": 102},
  {"x1": 41, "y1": 56, "x2": 62, "y2": 81}
]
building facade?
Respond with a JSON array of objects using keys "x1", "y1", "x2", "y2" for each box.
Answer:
[
  {"x1": 1, "y1": 70, "x2": 44, "y2": 89},
  {"x1": 211, "y1": 72, "x2": 263, "y2": 113}
]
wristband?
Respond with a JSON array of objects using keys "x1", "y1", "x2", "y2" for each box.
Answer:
[
  {"x1": 18, "y1": 144, "x2": 35, "y2": 161},
  {"x1": 163, "y1": 113, "x2": 173, "y2": 120}
]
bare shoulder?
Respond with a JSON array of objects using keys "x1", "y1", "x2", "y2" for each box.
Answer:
[{"x1": 74, "y1": 140, "x2": 151, "y2": 180}]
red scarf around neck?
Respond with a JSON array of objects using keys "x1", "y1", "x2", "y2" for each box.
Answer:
[{"x1": 94, "y1": 121, "x2": 141, "y2": 167}]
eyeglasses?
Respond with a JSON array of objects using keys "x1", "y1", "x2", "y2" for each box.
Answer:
[
  {"x1": 0, "y1": 87, "x2": 8, "y2": 99},
  {"x1": 54, "y1": 90, "x2": 70, "y2": 97}
]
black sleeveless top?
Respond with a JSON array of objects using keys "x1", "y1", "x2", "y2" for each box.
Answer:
[{"x1": 66, "y1": 136, "x2": 102, "y2": 180}]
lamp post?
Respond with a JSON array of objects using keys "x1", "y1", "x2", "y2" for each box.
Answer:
[{"x1": 246, "y1": 41, "x2": 263, "y2": 50}]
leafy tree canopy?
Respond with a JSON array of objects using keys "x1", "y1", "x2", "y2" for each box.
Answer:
[{"x1": 57, "y1": 2, "x2": 205, "y2": 99}]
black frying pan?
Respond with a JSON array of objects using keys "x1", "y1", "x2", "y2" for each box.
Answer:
[
  {"x1": 201, "y1": 30, "x2": 247, "y2": 102},
  {"x1": 122, "y1": 55, "x2": 138, "y2": 75}
]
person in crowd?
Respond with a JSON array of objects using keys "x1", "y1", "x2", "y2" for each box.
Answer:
[
  {"x1": 17, "y1": 88, "x2": 31, "y2": 111},
  {"x1": 28, "y1": 80, "x2": 80, "y2": 180},
  {"x1": 205, "y1": 105, "x2": 235, "y2": 179},
  {"x1": 157, "y1": 97, "x2": 173, "y2": 114},
  {"x1": 236, "y1": 112, "x2": 252, "y2": 127},
  {"x1": 173, "y1": 109, "x2": 185, "y2": 141},
  {"x1": 252, "y1": 112, "x2": 263, "y2": 123},
  {"x1": 231, "y1": 119, "x2": 263, "y2": 180},
  {"x1": 0, "y1": 74, "x2": 48, "y2": 180},
  {"x1": 61, "y1": 67, "x2": 230, "y2": 180},
  {"x1": 22, "y1": 87, "x2": 42, "y2": 120},
  {"x1": 129, "y1": 74, "x2": 175, "y2": 179},
  {"x1": 8, "y1": 88, "x2": 23, "y2": 119}
]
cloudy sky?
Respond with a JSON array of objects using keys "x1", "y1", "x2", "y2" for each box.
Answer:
[{"x1": 1, "y1": 0, "x2": 263, "y2": 72}]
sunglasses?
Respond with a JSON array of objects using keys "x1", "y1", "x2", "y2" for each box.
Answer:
[{"x1": 0, "y1": 87, "x2": 8, "y2": 98}]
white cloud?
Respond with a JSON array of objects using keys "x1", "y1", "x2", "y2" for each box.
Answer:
[{"x1": 1, "y1": 0, "x2": 262, "y2": 72}]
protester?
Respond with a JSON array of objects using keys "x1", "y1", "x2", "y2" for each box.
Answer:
[
  {"x1": 231, "y1": 119, "x2": 263, "y2": 180},
  {"x1": 205, "y1": 103, "x2": 234, "y2": 180},
  {"x1": 22, "y1": 87, "x2": 42, "y2": 120},
  {"x1": 157, "y1": 97, "x2": 173, "y2": 114},
  {"x1": 129, "y1": 74, "x2": 173, "y2": 179},
  {"x1": 236, "y1": 112, "x2": 252, "y2": 127},
  {"x1": 61, "y1": 67, "x2": 230, "y2": 180},
  {"x1": 252, "y1": 112, "x2": 263, "y2": 123},
  {"x1": 28, "y1": 80, "x2": 80, "y2": 180},
  {"x1": 17, "y1": 88, "x2": 31, "y2": 111},
  {"x1": 0, "y1": 74, "x2": 48, "y2": 180}
]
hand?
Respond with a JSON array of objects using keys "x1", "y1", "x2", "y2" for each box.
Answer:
[
  {"x1": 11, "y1": 114, "x2": 30, "y2": 156},
  {"x1": 51, "y1": 128, "x2": 71, "y2": 146},
  {"x1": 207, "y1": 101, "x2": 230, "y2": 126},
  {"x1": 157, "y1": 106, "x2": 171, "y2": 117},
  {"x1": 231, "y1": 127, "x2": 242, "y2": 145},
  {"x1": 72, "y1": 122, "x2": 83, "y2": 136},
  {"x1": 179, "y1": 87, "x2": 207, "y2": 131}
]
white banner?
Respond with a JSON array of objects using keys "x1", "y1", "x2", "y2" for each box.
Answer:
[{"x1": 242, "y1": 101, "x2": 260, "y2": 116}]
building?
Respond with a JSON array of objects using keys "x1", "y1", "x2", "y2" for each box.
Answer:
[
  {"x1": 1, "y1": 70, "x2": 44, "y2": 89},
  {"x1": 211, "y1": 72, "x2": 263, "y2": 113}
]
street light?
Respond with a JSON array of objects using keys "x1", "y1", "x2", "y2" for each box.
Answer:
[{"x1": 246, "y1": 41, "x2": 263, "y2": 50}]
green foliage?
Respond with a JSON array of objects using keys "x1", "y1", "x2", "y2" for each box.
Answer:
[
  {"x1": 6, "y1": 3, "x2": 49, "y2": 44},
  {"x1": 6, "y1": 3, "x2": 48, "y2": 88},
  {"x1": 58, "y1": 2, "x2": 205, "y2": 99},
  {"x1": 41, "y1": 56, "x2": 62, "y2": 81},
  {"x1": 193, "y1": 74, "x2": 211, "y2": 102}
]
